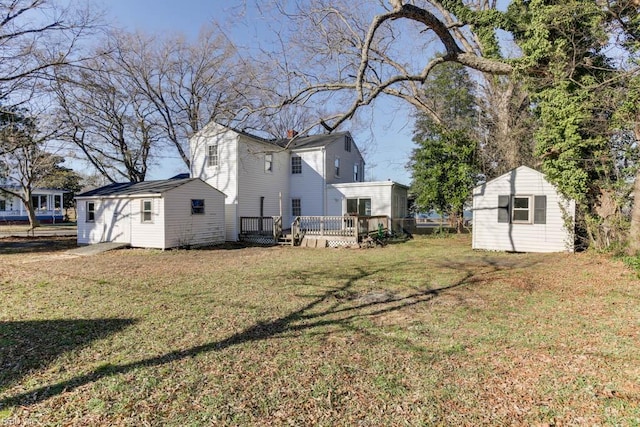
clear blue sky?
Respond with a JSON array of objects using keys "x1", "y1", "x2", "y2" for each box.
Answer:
[{"x1": 98, "y1": 0, "x2": 415, "y2": 185}]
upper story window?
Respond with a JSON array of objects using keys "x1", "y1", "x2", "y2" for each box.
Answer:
[
  {"x1": 86, "y1": 201, "x2": 95, "y2": 222},
  {"x1": 353, "y1": 163, "x2": 359, "y2": 182},
  {"x1": 335, "y1": 158, "x2": 340, "y2": 177},
  {"x1": 345, "y1": 136, "x2": 352, "y2": 152},
  {"x1": 291, "y1": 156, "x2": 302, "y2": 174},
  {"x1": 265, "y1": 153, "x2": 273, "y2": 173},
  {"x1": 141, "y1": 199, "x2": 153, "y2": 223},
  {"x1": 207, "y1": 143, "x2": 219, "y2": 167}
]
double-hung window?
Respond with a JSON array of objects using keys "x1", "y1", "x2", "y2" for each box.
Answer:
[
  {"x1": 141, "y1": 200, "x2": 153, "y2": 223},
  {"x1": 207, "y1": 143, "x2": 219, "y2": 167},
  {"x1": 86, "y1": 201, "x2": 95, "y2": 222},
  {"x1": 335, "y1": 158, "x2": 340, "y2": 177},
  {"x1": 265, "y1": 153, "x2": 273, "y2": 173},
  {"x1": 292, "y1": 198, "x2": 301, "y2": 217},
  {"x1": 498, "y1": 195, "x2": 546, "y2": 224},
  {"x1": 291, "y1": 156, "x2": 302, "y2": 174}
]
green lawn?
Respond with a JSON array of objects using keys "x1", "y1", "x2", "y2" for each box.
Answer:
[{"x1": 1, "y1": 235, "x2": 639, "y2": 426}]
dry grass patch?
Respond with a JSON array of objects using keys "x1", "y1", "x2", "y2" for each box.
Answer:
[{"x1": 1, "y1": 235, "x2": 639, "y2": 425}]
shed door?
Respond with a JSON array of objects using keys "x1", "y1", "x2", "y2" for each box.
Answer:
[{"x1": 108, "y1": 199, "x2": 131, "y2": 243}]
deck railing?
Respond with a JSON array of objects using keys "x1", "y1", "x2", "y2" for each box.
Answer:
[
  {"x1": 291, "y1": 215, "x2": 390, "y2": 240},
  {"x1": 239, "y1": 216, "x2": 283, "y2": 242}
]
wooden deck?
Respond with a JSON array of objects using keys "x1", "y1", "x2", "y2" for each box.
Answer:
[{"x1": 239, "y1": 215, "x2": 392, "y2": 247}]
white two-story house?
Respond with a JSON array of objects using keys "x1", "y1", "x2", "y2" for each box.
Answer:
[{"x1": 190, "y1": 122, "x2": 408, "y2": 242}]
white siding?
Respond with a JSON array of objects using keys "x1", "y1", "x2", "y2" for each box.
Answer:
[
  {"x1": 290, "y1": 148, "x2": 325, "y2": 224},
  {"x1": 323, "y1": 135, "x2": 366, "y2": 185},
  {"x1": 76, "y1": 198, "x2": 133, "y2": 245},
  {"x1": 162, "y1": 180, "x2": 225, "y2": 248},
  {"x1": 472, "y1": 166, "x2": 575, "y2": 253},
  {"x1": 237, "y1": 137, "x2": 290, "y2": 222},
  {"x1": 191, "y1": 123, "x2": 239, "y2": 241},
  {"x1": 326, "y1": 181, "x2": 408, "y2": 217},
  {"x1": 129, "y1": 197, "x2": 165, "y2": 248}
]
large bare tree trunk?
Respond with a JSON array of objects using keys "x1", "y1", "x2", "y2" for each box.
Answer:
[{"x1": 628, "y1": 163, "x2": 640, "y2": 255}]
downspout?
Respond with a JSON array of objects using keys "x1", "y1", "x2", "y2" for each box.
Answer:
[{"x1": 322, "y1": 147, "x2": 327, "y2": 216}]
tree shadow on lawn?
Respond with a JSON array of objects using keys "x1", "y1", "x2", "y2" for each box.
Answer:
[
  {"x1": 0, "y1": 236, "x2": 77, "y2": 255},
  {"x1": 0, "y1": 255, "x2": 539, "y2": 409},
  {"x1": 0, "y1": 318, "x2": 136, "y2": 392}
]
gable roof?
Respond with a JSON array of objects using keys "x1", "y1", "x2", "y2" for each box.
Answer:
[
  {"x1": 473, "y1": 165, "x2": 543, "y2": 191},
  {"x1": 273, "y1": 132, "x2": 351, "y2": 150},
  {"x1": 77, "y1": 178, "x2": 201, "y2": 198},
  {"x1": 199, "y1": 121, "x2": 352, "y2": 151}
]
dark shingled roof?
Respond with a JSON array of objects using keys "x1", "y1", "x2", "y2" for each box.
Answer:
[
  {"x1": 77, "y1": 178, "x2": 197, "y2": 198},
  {"x1": 273, "y1": 132, "x2": 350, "y2": 150}
]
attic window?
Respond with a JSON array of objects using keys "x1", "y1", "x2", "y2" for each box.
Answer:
[
  {"x1": 291, "y1": 156, "x2": 302, "y2": 174},
  {"x1": 207, "y1": 143, "x2": 219, "y2": 167},
  {"x1": 265, "y1": 153, "x2": 273, "y2": 173},
  {"x1": 345, "y1": 136, "x2": 352, "y2": 152}
]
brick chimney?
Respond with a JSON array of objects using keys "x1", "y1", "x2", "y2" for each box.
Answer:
[{"x1": 287, "y1": 129, "x2": 298, "y2": 138}]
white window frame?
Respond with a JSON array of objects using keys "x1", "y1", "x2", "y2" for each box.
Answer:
[
  {"x1": 353, "y1": 163, "x2": 359, "y2": 182},
  {"x1": 141, "y1": 199, "x2": 153, "y2": 223},
  {"x1": 191, "y1": 199, "x2": 205, "y2": 215},
  {"x1": 291, "y1": 156, "x2": 302, "y2": 174},
  {"x1": 86, "y1": 201, "x2": 95, "y2": 222},
  {"x1": 207, "y1": 143, "x2": 219, "y2": 167},
  {"x1": 345, "y1": 136, "x2": 352, "y2": 152},
  {"x1": 334, "y1": 157, "x2": 340, "y2": 177},
  {"x1": 265, "y1": 153, "x2": 273, "y2": 173},
  {"x1": 291, "y1": 198, "x2": 301, "y2": 217},
  {"x1": 511, "y1": 195, "x2": 532, "y2": 223}
]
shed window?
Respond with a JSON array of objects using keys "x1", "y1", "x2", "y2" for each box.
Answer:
[
  {"x1": 292, "y1": 198, "x2": 301, "y2": 217},
  {"x1": 265, "y1": 153, "x2": 273, "y2": 173},
  {"x1": 207, "y1": 143, "x2": 219, "y2": 167},
  {"x1": 191, "y1": 199, "x2": 205, "y2": 215},
  {"x1": 512, "y1": 196, "x2": 531, "y2": 223},
  {"x1": 291, "y1": 156, "x2": 302, "y2": 174},
  {"x1": 498, "y1": 195, "x2": 547, "y2": 225},
  {"x1": 141, "y1": 200, "x2": 153, "y2": 223},
  {"x1": 86, "y1": 201, "x2": 95, "y2": 222}
]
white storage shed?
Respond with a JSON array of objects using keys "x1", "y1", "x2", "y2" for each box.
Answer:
[
  {"x1": 76, "y1": 178, "x2": 225, "y2": 249},
  {"x1": 472, "y1": 166, "x2": 575, "y2": 253}
]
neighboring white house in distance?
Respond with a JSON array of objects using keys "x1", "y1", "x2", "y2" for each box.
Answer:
[
  {"x1": 472, "y1": 165, "x2": 575, "y2": 253},
  {"x1": 76, "y1": 178, "x2": 225, "y2": 249},
  {"x1": 190, "y1": 122, "x2": 408, "y2": 241},
  {"x1": 0, "y1": 186, "x2": 65, "y2": 223}
]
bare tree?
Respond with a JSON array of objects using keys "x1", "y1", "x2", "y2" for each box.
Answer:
[
  {"x1": 52, "y1": 54, "x2": 157, "y2": 183},
  {"x1": 106, "y1": 26, "x2": 253, "y2": 169},
  {"x1": 0, "y1": 108, "x2": 65, "y2": 228},
  {"x1": 0, "y1": 0, "x2": 101, "y2": 106},
  {"x1": 262, "y1": 0, "x2": 512, "y2": 132}
]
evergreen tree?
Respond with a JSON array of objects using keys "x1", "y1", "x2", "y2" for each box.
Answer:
[{"x1": 408, "y1": 62, "x2": 480, "y2": 232}]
